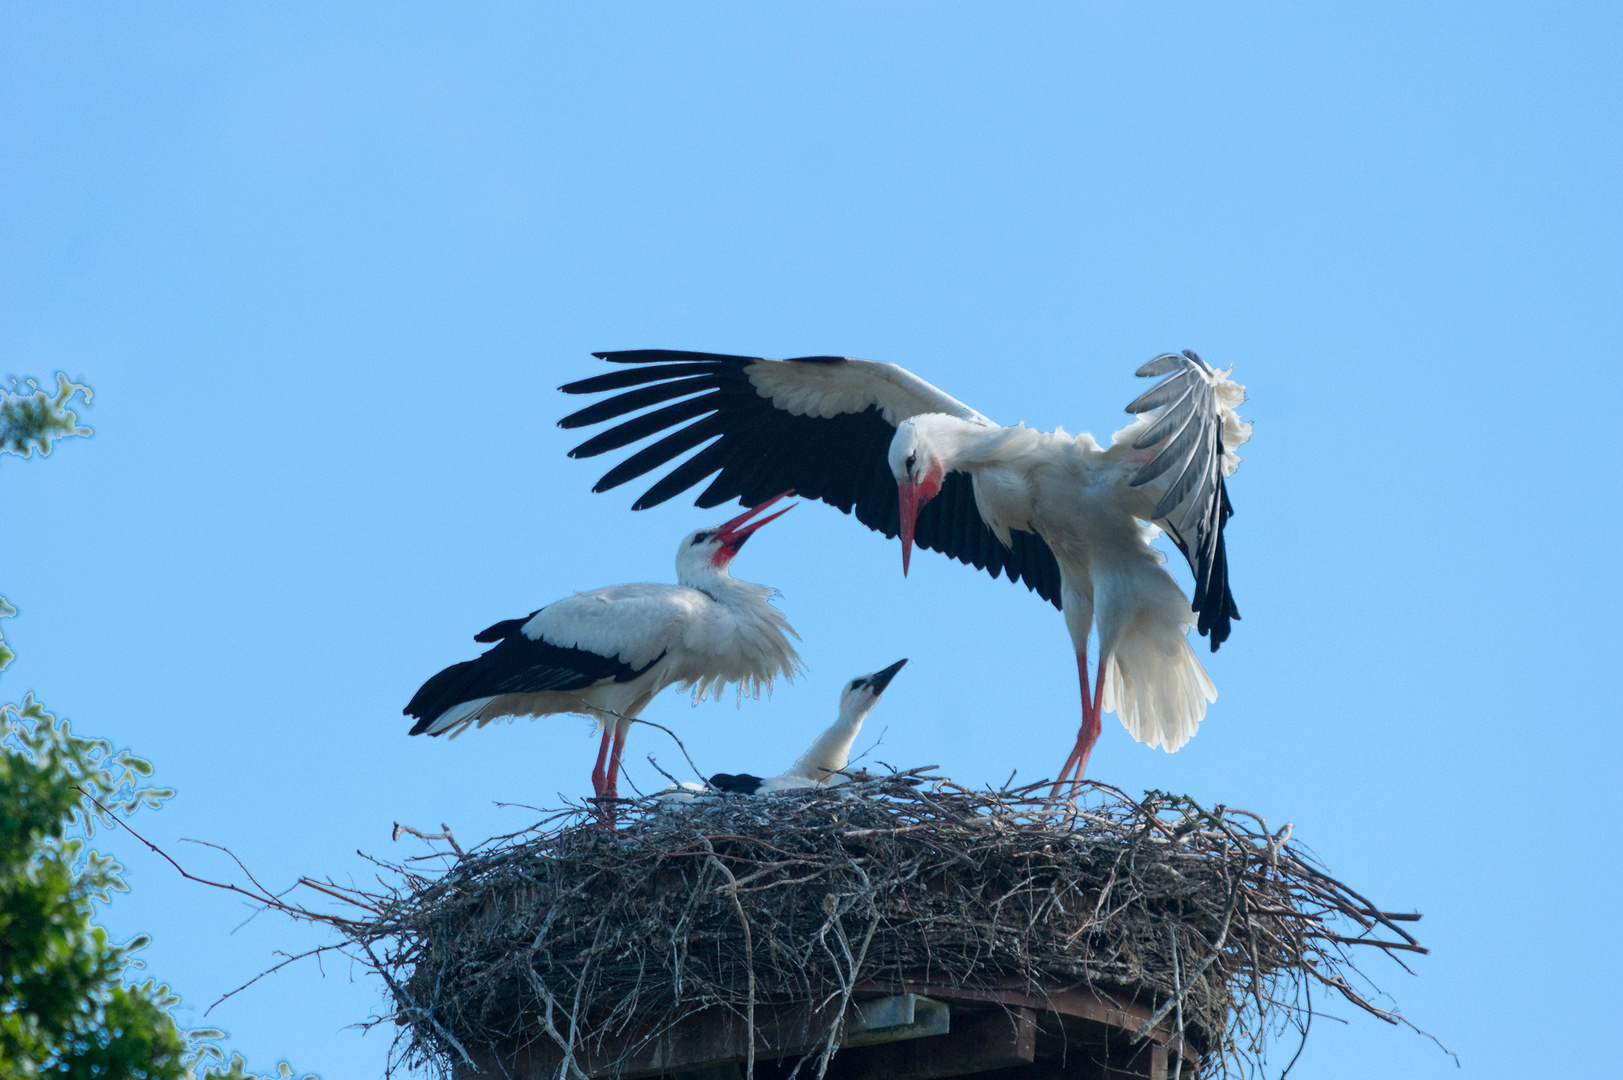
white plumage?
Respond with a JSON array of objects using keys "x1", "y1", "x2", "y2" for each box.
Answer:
[
  {"x1": 404, "y1": 495, "x2": 801, "y2": 798},
  {"x1": 561, "y1": 349, "x2": 1250, "y2": 784},
  {"x1": 706, "y1": 658, "x2": 908, "y2": 795}
]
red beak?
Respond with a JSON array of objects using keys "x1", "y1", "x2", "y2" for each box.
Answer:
[
  {"x1": 715, "y1": 491, "x2": 796, "y2": 556},
  {"x1": 898, "y1": 481, "x2": 921, "y2": 576},
  {"x1": 896, "y1": 462, "x2": 943, "y2": 577}
]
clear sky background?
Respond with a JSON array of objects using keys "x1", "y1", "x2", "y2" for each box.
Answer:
[{"x1": 3, "y1": 4, "x2": 1620, "y2": 1077}]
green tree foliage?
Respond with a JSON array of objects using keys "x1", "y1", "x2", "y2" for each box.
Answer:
[
  {"x1": 0, "y1": 632, "x2": 313, "y2": 1080},
  {"x1": 0, "y1": 370, "x2": 92, "y2": 671},
  {"x1": 0, "y1": 596, "x2": 15, "y2": 675},
  {"x1": 0, "y1": 375, "x2": 93, "y2": 461},
  {"x1": 0, "y1": 692, "x2": 183, "y2": 1078},
  {"x1": 2, "y1": 380, "x2": 312, "y2": 1079}
]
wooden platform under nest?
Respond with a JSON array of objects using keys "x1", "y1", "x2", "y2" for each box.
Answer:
[{"x1": 461, "y1": 980, "x2": 1203, "y2": 1079}]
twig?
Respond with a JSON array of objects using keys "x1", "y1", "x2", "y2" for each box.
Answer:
[
  {"x1": 391, "y1": 822, "x2": 464, "y2": 857},
  {"x1": 76, "y1": 787, "x2": 285, "y2": 911},
  {"x1": 361, "y1": 940, "x2": 479, "y2": 1071},
  {"x1": 179, "y1": 837, "x2": 286, "y2": 903},
  {"x1": 1133, "y1": 867, "x2": 1243, "y2": 1042},
  {"x1": 582, "y1": 703, "x2": 711, "y2": 786},
  {"x1": 205, "y1": 944, "x2": 348, "y2": 1016},
  {"x1": 1307, "y1": 932, "x2": 1431, "y2": 955},
  {"x1": 841, "y1": 823, "x2": 935, "y2": 838},
  {"x1": 705, "y1": 848, "x2": 756, "y2": 1080},
  {"x1": 297, "y1": 877, "x2": 383, "y2": 914},
  {"x1": 1170, "y1": 924, "x2": 1184, "y2": 1080},
  {"x1": 525, "y1": 973, "x2": 591, "y2": 1080},
  {"x1": 813, "y1": 866, "x2": 880, "y2": 1080}
]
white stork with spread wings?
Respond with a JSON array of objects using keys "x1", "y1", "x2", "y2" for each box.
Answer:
[
  {"x1": 558, "y1": 350, "x2": 1249, "y2": 785},
  {"x1": 404, "y1": 495, "x2": 801, "y2": 799}
]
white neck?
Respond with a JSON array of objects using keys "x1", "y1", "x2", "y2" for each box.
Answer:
[
  {"x1": 905, "y1": 413, "x2": 1036, "y2": 472},
  {"x1": 787, "y1": 704, "x2": 871, "y2": 780},
  {"x1": 678, "y1": 561, "x2": 750, "y2": 599}
]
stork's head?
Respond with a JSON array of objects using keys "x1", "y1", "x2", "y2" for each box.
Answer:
[
  {"x1": 836, "y1": 658, "x2": 908, "y2": 723},
  {"x1": 676, "y1": 492, "x2": 796, "y2": 578},
  {"x1": 888, "y1": 418, "x2": 947, "y2": 576}
]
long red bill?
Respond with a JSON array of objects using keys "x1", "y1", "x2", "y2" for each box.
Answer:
[
  {"x1": 898, "y1": 482, "x2": 920, "y2": 576},
  {"x1": 716, "y1": 491, "x2": 797, "y2": 548}
]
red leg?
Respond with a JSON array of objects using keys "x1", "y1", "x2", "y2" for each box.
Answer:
[
  {"x1": 1050, "y1": 647, "x2": 1097, "y2": 798},
  {"x1": 1070, "y1": 702, "x2": 1104, "y2": 782},
  {"x1": 1072, "y1": 656, "x2": 1111, "y2": 781},
  {"x1": 590, "y1": 727, "x2": 613, "y2": 797},
  {"x1": 1053, "y1": 744, "x2": 1083, "y2": 794},
  {"x1": 601, "y1": 723, "x2": 630, "y2": 800}
]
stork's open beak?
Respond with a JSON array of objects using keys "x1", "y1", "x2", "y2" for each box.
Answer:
[
  {"x1": 716, "y1": 491, "x2": 796, "y2": 555},
  {"x1": 864, "y1": 658, "x2": 909, "y2": 696}
]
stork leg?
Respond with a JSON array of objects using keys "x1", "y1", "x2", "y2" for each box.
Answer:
[
  {"x1": 601, "y1": 721, "x2": 631, "y2": 800},
  {"x1": 1072, "y1": 658, "x2": 1109, "y2": 780},
  {"x1": 1050, "y1": 647, "x2": 1097, "y2": 797},
  {"x1": 590, "y1": 726, "x2": 614, "y2": 797}
]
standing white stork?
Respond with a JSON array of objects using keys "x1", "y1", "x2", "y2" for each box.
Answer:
[
  {"x1": 708, "y1": 658, "x2": 908, "y2": 794},
  {"x1": 404, "y1": 494, "x2": 802, "y2": 799},
  {"x1": 557, "y1": 350, "x2": 1249, "y2": 786}
]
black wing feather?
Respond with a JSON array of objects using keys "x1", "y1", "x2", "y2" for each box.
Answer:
[
  {"x1": 474, "y1": 611, "x2": 539, "y2": 643},
  {"x1": 559, "y1": 350, "x2": 1063, "y2": 608},
  {"x1": 405, "y1": 626, "x2": 663, "y2": 734},
  {"x1": 595, "y1": 414, "x2": 728, "y2": 494},
  {"x1": 558, "y1": 363, "x2": 724, "y2": 399},
  {"x1": 557, "y1": 375, "x2": 719, "y2": 429},
  {"x1": 707, "y1": 773, "x2": 764, "y2": 794},
  {"x1": 569, "y1": 391, "x2": 725, "y2": 458}
]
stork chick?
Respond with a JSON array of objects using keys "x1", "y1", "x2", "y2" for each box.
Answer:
[{"x1": 709, "y1": 658, "x2": 907, "y2": 795}]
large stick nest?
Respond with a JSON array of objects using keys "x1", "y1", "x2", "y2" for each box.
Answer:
[{"x1": 337, "y1": 774, "x2": 1425, "y2": 1078}]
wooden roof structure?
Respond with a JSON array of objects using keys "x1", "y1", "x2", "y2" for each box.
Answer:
[{"x1": 457, "y1": 980, "x2": 1199, "y2": 1080}]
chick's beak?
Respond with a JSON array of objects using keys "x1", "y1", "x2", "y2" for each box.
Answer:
[{"x1": 866, "y1": 658, "x2": 909, "y2": 696}]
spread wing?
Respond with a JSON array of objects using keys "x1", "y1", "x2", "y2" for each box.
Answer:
[
  {"x1": 559, "y1": 350, "x2": 1063, "y2": 608},
  {"x1": 1125, "y1": 350, "x2": 1249, "y2": 649}
]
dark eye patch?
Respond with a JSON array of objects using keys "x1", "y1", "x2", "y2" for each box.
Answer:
[
  {"x1": 691, "y1": 530, "x2": 715, "y2": 546},
  {"x1": 849, "y1": 679, "x2": 863, "y2": 690},
  {"x1": 905, "y1": 453, "x2": 917, "y2": 475}
]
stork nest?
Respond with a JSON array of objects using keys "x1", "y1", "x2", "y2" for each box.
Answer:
[{"x1": 337, "y1": 774, "x2": 1426, "y2": 1078}]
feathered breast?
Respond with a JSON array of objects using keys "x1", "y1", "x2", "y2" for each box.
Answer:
[{"x1": 678, "y1": 580, "x2": 803, "y2": 701}]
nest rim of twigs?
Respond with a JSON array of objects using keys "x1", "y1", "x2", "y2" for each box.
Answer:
[{"x1": 291, "y1": 771, "x2": 1433, "y2": 1079}]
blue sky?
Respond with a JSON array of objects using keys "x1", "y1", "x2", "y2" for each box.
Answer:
[{"x1": 3, "y1": 4, "x2": 1620, "y2": 1077}]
